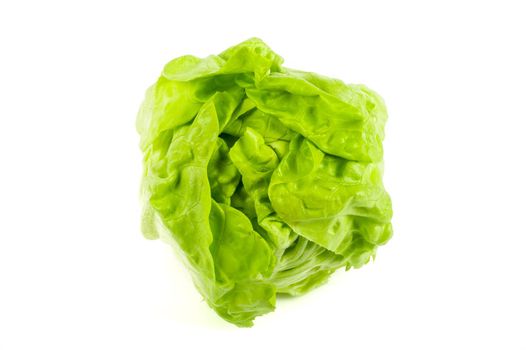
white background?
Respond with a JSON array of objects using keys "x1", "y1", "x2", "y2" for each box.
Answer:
[{"x1": 1, "y1": 1, "x2": 525, "y2": 349}]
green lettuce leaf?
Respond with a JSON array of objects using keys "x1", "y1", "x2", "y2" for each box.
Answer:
[{"x1": 137, "y1": 38, "x2": 392, "y2": 327}]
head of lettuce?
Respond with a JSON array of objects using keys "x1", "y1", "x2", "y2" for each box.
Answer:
[{"x1": 137, "y1": 38, "x2": 393, "y2": 327}]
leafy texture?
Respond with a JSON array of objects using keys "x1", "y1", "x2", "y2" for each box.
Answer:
[{"x1": 137, "y1": 38, "x2": 392, "y2": 327}]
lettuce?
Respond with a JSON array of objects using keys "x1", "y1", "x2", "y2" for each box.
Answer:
[{"x1": 137, "y1": 38, "x2": 392, "y2": 327}]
